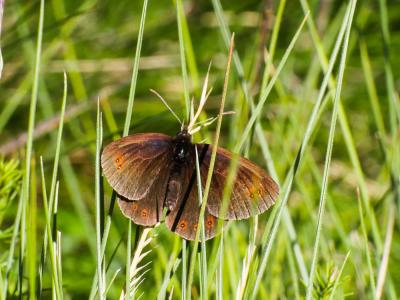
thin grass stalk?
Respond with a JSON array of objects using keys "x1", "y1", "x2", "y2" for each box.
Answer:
[
  {"x1": 210, "y1": 0, "x2": 309, "y2": 284},
  {"x1": 186, "y1": 34, "x2": 234, "y2": 299},
  {"x1": 359, "y1": 42, "x2": 399, "y2": 213},
  {"x1": 105, "y1": 269, "x2": 121, "y2": 297},
  {"x1": 250, "y1": 3, "x2": 352, "y2": 297},
  {"x1": 256, "y1": 123, "x2": 310, "y2": 283},
  {"x1": 0, "y1": 76, "x2": 31, "y2": 132},
  {"x1": 0, "y1": 263, "x2": 3, "y2": 299},
  {"x1": 123, "y1": 0, "x2": 148, "y2": 136},
  {"x1": 235, "y1": 13, "x2": 308, "y2": 153},
  {"x1": 259, "y1": 0, "x2": 287, "y2": 92},
  {"x1": 157, "y1": 236, "x2": 181, "y2": 300},
  {"x1": 286, "y1": 237, "x2": 300, "y2": 300},
  {"x1": 13, "y1": 1, "x2": 45, "y2": 298},
  {"x1": 89, "y1": 193, "x2": 116, "y2": 300},
  {"x1": 53, "y1": 182, "x2": 63, "y2": 297},
  {"x1": 96, "y1": 102, "x2": 105, "y2": 299},
  {"x1": 3, "y1": 193, "x2": 23, "y2": 299},
  {"x1": 215, "y1": 234, "x2": 223, "y2": 300},
  {"x1": 367, "y1": 0, "x2": 400, "y2": 226},
  {"x1": 357, "y1": 187, "x2": 376, "y2": 295},
  {"x1": 48, "y1": 72, "x2": 68, "y2": 221},
  {"x1": 50, "y1": 0, "x2": 96, "y2": 138},
  {"x1": 328, "y1": 251, "x2": 350, "y2": 300},
  {"x1": 194, "y1": 147, "x2": 207, "y2": 300},
  {"x1": 359, "y1": 42, "x2": 386, "y2": 137},
  {"x1": 182, "y1": 240, "x2": 187, "y2": 300},
  {"x1": 298, "y1": 2, "x2": 387, "y2": 270},
  {"x1": 23, "y1": 0, "x2": 45, "y2": 262},
  {"x1": 175, "y1": 1, "x2": 192, "y2": 298},
  {"x1": 208, "y1": 15, "x2": 309, "y2": 298},
  {"x1": 0, "y1": 0, "x2": 3, "y2": 79},
  {"x1": 56, "y1": 230, "x2": 63, "y2": 295},
  {"x1": 235, "y1": 217, "x2": 257, "y2": 300},
  {"x1": 375, "y1": 203, "x2": 396, "y2": 300},
  {"x1": 39, "y1": 158, "x2": 62, "y2": 299},
  {"x1": 178, "y1": 0, "x2": 199, "y2": 93},
  {"x1": 378, "y1": 0, "x2": 400, "y2": 130},
  {"x1": 93, "y1": 0, "x2": 148, "y2": 297},
  {"x1": 38, "y1": 72, "x2": 68, "y2": 296},
  {"x1": 27, "y1": 157, "x2": 37, "y2": 300},
  {"x1": 215, "y1": 10, "x2": 308, "y2": 242},
  {"x1": 125, "y1": 221, "x2": 132, "y2": 300},
  {"x1": 176, "y1": 0, "x2": 191, "y2": 119},
  {"x1": 305, "y1": 1, "x2": 357, "y2": 298}
]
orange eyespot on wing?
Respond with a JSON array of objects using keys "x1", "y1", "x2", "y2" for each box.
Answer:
[
  {"x1": 118, "y1": 194, "x2": 163, "y2": 227},
  {"x1": 206, "y1": 215, "x2": 216, "y2": 229}
]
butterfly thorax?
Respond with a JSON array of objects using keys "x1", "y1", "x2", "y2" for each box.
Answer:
[{"x1": 172, "y1": 129, "x2": 192, "y2": 162}]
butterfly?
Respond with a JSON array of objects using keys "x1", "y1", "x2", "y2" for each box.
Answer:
[{"x1": 101, "y1": 128, "x2": 279, "y2": 241}]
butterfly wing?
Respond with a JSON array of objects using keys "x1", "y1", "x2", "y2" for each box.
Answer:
[
  {"x1": 101, "y1": 133, "x2": 173, "y2": 201},
  {"x1": 117, "y1": 173, "x2": 168, "y2": 227},
  {"x1": 198, "y1": 144, "x2": 279, "y2": 220},
  {"x1": 165, "y1": 145, "x2": 222, "y2": 240}
]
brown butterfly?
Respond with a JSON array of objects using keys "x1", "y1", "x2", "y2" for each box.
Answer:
[{"x1": 101, "y1": 128, "x2": 279, "y2": 241}]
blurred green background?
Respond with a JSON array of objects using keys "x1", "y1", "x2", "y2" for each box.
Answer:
[{"x1": 0, "y1": 0, "x2": 399, "y2": 299}]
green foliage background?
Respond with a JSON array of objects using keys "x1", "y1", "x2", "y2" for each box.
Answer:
[{"x1": 0, "y1": 0, "x2": 399, "y2": 299}]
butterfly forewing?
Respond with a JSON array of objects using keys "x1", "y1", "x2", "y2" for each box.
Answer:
[
  {"x1": 198, "y1": 145, "x2": 279, "y2": 220},
  {"x1": 101, "y1": 133, "x2": 173, "y2": 201}
]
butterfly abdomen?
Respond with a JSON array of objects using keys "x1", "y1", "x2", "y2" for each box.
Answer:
[{"x1": 165, "y1": 178, "x2": 181, "y2": 211}]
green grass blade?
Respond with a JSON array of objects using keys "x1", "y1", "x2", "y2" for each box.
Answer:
[
  {"x1": 305, "y1": 1, "x2": 357, "y2": 298},
  {"x1": 328, "y1": 251, "x2": 350, "y2": 300},
  {"x1": 375, "y1": 203, "x2": 396, "y2": 300},
  {"x1": 186, "y1": 34, "x2": 234, "y2": 300},
  {"x1": 250, "y1": 3, "x2": 352, "y2": 297},
  {"x1": 39, "y1": 157, "x2": 62, "y2": 299},
  {"x1": 27, "y1": 157, "x2": 37, "y2": 300},
  {"x1": 21, "y1": 0, "x2": 44, "y2": 257},
  {"x1": 176, "y1": 0, "x2": 190, "y2": 120},
  {"x1": 95, "y1": 101, "x2": 105, "y2": 299},
  {"x1": 378, "y1": 0, "x2": 400, "y2": 132},
  {"x1": 182, "y1": 240, "x2": 187, "y2": 300},
  {"x1": 357, "y1": 188, "x2": 376, "y2": 296},
  {"x1": 210, "y1": 1, "x2": 310, "y2": 285},
  {"x1": 123, "y1": 0, "x2": 148, "y2": 136},
  {"x1": 298, "y1": 0, "x2": 386, "y2": 264}
]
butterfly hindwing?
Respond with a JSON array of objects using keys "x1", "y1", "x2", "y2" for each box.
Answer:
[
  {"x1": 117, "y1": 166, "x2": 170, "y2": 226},
  {"x1": 165, "y1": 145, "x2": 222, "y2": 240}
]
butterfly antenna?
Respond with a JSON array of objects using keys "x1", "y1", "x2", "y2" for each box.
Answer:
[
  {"x1": 150, "y1": 89, "x2": 182, "y2": 125},
  {"x1": 190, "y1": 111, "x2": 235, "y2": 135},
  {"x1": 188, "y1": 62, "x2": 212, "y2": 133},
  {"x1": 190, "y1": 97, "x2": 195, "y2": 124}
]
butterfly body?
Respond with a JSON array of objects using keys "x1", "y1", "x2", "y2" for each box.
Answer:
[{"x1": 101, "y1": 130, "x2": 279, "y2": 240}]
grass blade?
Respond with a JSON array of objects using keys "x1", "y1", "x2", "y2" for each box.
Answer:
[
  {"x1": 95, "y1": 101, "x2": 105, "y2": 299},
  {"x1": 305, "y1": 1, "x2": 357, "y2": 298},
  {"x1": 186, "y1": 34, "x2": 234, "y2": 300},
  {"x1": 375, "y1": 203, "x2": 396, "y2": 300},
  {"x1": 123, "y1": 0, "x2": 148, "y2": 136}
]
